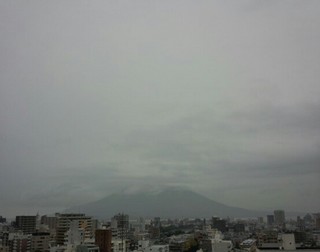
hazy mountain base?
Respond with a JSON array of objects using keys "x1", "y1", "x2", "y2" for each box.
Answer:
[{"x1": 65, "y1": 188, "x2": 269, "y2": 218}]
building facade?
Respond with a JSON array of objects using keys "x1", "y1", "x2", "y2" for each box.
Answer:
[
  {"x1": 15, "y1": 217, "x2": 36, "y2": 235},
  {"x1": 95, "y1": 229, "x2": 111, "y2": 252},
  {"x1": 274, "y1": 210, "x2": 285, "y2": 228},
  {"x1": 30, "y1": 232, "x2": 50, "y2": 252},
  {"x1": 56, "y1": 214, "x2": 94, "y2": 245}
]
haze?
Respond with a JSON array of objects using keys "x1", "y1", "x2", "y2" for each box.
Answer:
[{"x1": 1, "y1": 0, "x2": 319, "y2": 218}]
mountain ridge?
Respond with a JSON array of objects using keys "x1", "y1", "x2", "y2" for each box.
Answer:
[{"x1": 65, "y1": 187, "x2": 267, "y2": 218}]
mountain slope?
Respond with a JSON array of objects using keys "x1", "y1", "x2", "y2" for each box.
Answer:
[{"x1": 66, "y1": 188, "x2": 264, "y2": 218}]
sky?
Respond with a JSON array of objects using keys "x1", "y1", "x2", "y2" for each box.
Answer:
[{"x1": 0, "y1": 0, "x2": 319, "y2": 218}]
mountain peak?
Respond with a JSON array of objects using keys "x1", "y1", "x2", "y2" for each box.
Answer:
[{"x1": 66, "y1": 187, "x2": 262, "y2": 218}]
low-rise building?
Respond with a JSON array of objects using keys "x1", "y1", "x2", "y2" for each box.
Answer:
[
  {"x1": 144, "y1": 245, "x2": 169, "y2": 252},
  {"x1": 8, "y1": 232, "x2": 31, "y2": 252},
  {"x1": 280, "y1": 233, "x2": 296, "y2": 250},
  {"x1": 31, "y1": 232, "x2": 50, "y2": 252},
  {"x1": 95, "y1": 229, "x2": 111, "y2": 252}
]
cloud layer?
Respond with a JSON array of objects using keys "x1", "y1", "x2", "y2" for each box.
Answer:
[{"x1": 1, "y1": 0, "x2": 319, "y2": 217}]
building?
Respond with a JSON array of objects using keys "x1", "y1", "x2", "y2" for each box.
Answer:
[
  {"x1": 112, "y1": 214, "x2": 129, "y2": 241},
  {"x1": 137, "y1": 240, "x2": 150, "y2": 251},
  {"x1": 233, "y1": 223, "x2": 245, "y2": 233},
  {"x1": 0, "y1": 217, "x2": 6, "y2": 224},
  {"x1": 256, "y1": 231, "x2": 279, "y2": 249},
  {"x1": 0, "y1": 232, "x2": 9, "y2": 248},
  {"x1": 267, "y1": 215, "x2": 274, "y2": 227},
  {"x1": 211, "y1": 217, "x2": 227, "y2": 233},
  {"x1": 169, "y1": 236, "x2": 198, "y2": 252},
  {"x1": 40, "y1": 215, "x2": 58, "y2": 230},
  {"x1": 112, "y1": 214, "x2": 129, "y2": 237},
  {"x1": 148, "y1": 226, "x2": 160, "y2": 239},
  {"x1": 112, "y1": 214, "x2": 129, "y2": 230},
  {"x1": 280, "y1": 233, "x2": 296, "y2": 250},
  {"x1": 8, "y1": 233, "x2": 31, "y2": 252},
  {"x1": 0, "y1": 232, "x2": 9, "y2": 252},
  {"x1": 212, "y1": 239, "x2": 232, "y2": 252},
  {"x1": 240, "y1": 239, "x2": 257, "y2": 251},
  {"x1": 296, "y1": 216, "x2": 305, "y2": 231},
  {"x1": 56, "y1": 214, "x2": 94, "y2": 245},
  {"x1": 293, "y1": 231, "x2": 307, "y2": 246},
  {"x1": 30, "y1": 232, "x2": 50, "y2": 252},
  {"x1": 95, "y1": 229, "x2": 111, "y2": 252},
  {"x1": 153, "y1": 217, "x2": 161, "y2": 228},
  {"x1": 314, "y1": 213, "x2": 320, "y2": 229},
  {"x1": 144, "y1": 245, "x2": 169, "y2": 252},
  {"x1": 257, "y1": 217, "x2": 264, "y2": 224},
  {"x1": 138, "y1": 217, "x2": 145, "y2": 232},
  {"x1": 75, "y1": 244, "x2": 100, "y2": 252},
  {"x1": 169, "y1": 240, "x2": 189, "y2": 252},
  {"x1": 111, "y1": 239, "x2": 129, "y2": 252},
  {"x1": 65, "y1": 220, "x2": 85, "y2": 246},
  {"x1": 15, "y1": 216, "x2": 36, "y2": 234},
  {"x1": 274, "y1": 210, "x2": 285, "y2": 228}
]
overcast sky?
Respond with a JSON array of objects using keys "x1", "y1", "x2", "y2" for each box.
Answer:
[{"x1": 1, "y1": 0, "x2": 319, "y2": 218}]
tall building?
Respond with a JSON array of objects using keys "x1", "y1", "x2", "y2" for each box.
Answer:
[
  {"x1": 296, "y1": 216, "x2": 305, "y2": 231},
  {"x1": 95, "y1": 229, "x2": 112, "y2": 252},
  {"x1": 15, "y1": 216, "x2": 36, "y2": 234},
  {"x1": 55, "y1": 213, "x2": 94, "y2": 245},
  {"x1": 112, "y1": 214, "x2": 129, "y2": 252},
  {"x1": 267, "y1": 215, "x2": 274, "y2": 226},
  {"x1": 153, "y1": 217, "x2": 161, "y2": 228},
  {"x1": 65, "y1": 220, "x2": 85, "y2": 246},
  {"x1": 314, "y1": 213, "x2": 320, "y2": 229},
  {"x1": 138, "y1": 217, "x2": 145, "y2": 232},
  {"x1": 40, "y1": 215, "x2": 58, "y2": 230},
  {"x1": 0, "y1": 216, "x2": 6, "y2": 223},
  {"x1": 112, "y1": 213, "x2": 129, "y2": 240},
  {"x1": 110, "y1": 218, "x2": 119, "y2": 240},
  {"x1": 274, "y1": 210, "x2": 285, "y2": 228}
]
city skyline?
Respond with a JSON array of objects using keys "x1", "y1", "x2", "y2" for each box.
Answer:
[
  {"x1": 1, "y1": 0, "x2": 320, "y2": 217},
  {"x1": 3, "y1": 211, "x2": 320, "y2": 252}
]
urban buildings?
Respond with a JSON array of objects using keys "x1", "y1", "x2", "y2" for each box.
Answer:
[
  {"x1": 0, "y1": 210, "x2": 320, "y2": 251},
  {"x1": 30, "y1": 232, "x2": 50, "y2": 252},
  {"x1": 55, "y1": 213, "x2": 94, "y2": 245},
  {"x1": 8, "y1": 233, "x2": 31, "y2": 252},
  {"x1": 41, "y1": 215, "x2": 58, "y2": 230},
  {"x1": 15, "y1": 216, "x2": 37, "y2": 234}
]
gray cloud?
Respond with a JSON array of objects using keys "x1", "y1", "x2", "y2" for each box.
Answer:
[{"x1": 1, "y1": 0, "x2": 320, "y2": 217}]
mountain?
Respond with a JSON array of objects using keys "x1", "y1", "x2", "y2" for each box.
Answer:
[{"x1": 66, "y1": 188, "x2": 265, "y2": 218}]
